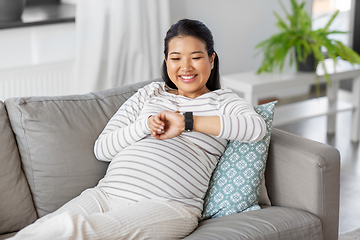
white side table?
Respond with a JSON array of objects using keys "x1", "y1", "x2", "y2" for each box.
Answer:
[{"x1": 222, "y1": 59, "x2": 360, "y2": 142}]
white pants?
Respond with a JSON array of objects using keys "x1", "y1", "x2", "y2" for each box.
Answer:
[{"x1": 9, "y1": 188, "x2": 200, "y2": 240}]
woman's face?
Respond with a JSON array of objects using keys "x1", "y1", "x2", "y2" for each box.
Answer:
[{"x1": 165, "y1": 35, "x2": 215, "y2": 98}]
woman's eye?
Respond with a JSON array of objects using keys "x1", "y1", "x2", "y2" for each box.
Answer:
[
  {"x1": 193, "y1": 57, "x2": 202, "y2": 60},
  {"x1": 171, "y1": 58, "x2": 180, "y2": 61}
]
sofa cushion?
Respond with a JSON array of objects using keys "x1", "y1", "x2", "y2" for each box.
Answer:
[
  {"x1": 202, "y1": 101, "x2": 277, "y2": 219},
  {"x1": 5, "y1": 80, "x2": 155, "y2": 217},
  {"x1": 185, "y1": 206, "x2": 323, "y2": 240},
  {"x1": 0, "y1": 101, "x2": 37, "y2": 234},
  {"x1": 0, "y1": 232, "x2": 17, "y2": 240}
]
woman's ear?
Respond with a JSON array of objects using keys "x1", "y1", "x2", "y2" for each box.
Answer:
[{"x1": 210, "y1": 53, "x2": 215, "y2": 69}]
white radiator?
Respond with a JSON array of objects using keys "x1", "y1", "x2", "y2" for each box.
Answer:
[{"x1": 0, "y1": 61, "x2": 75, "y2": 101}]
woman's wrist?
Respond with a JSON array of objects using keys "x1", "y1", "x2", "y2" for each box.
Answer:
[
  {"x1": 146, "y1": 115, "x2": 154, "y2": 134},
  {"x1": 192, "y1": 115, "x2": 221, "y2": 136}
]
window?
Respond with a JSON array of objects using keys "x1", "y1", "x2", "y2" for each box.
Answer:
[
  {"x1": 353, "y1": 0, "x2": 360, "y2": 54},
  {"x1": 312, "y1": 0, "x2": 358, "y2": 90},
  {"x1": 312, "y1": 0, "x2": 352, "y2": 46}
]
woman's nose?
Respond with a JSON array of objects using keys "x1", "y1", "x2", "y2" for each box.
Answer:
[{"x1": 181, "y1": 58, "x2": 192, "y2": 71}]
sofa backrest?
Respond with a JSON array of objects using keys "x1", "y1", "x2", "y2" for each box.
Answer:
[
  {"x1": 0, "y1": 101, "x2": 37, "y2": 235},
  {"x1": 5, "y1": 79, "x2": 156, "y2": 218}
]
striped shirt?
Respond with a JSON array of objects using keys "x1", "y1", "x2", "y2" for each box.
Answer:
[{"x1": 94, "y1": 82, "x2": 266, "y2": 212}]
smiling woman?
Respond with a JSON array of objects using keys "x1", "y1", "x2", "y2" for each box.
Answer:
[
  {"x1": 8, "y1": 19, "x2": 266, "y2": 240},
  {"x1": 162, "y1": 19, "x2": 220, "y2": 94},
  {"x1": 165, "y1": 35, "x2": 215, "y2": 99}
]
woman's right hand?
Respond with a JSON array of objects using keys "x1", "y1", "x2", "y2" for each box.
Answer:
[{"x1": 148, "y1": 115, "x2": 165, "y2": 136}]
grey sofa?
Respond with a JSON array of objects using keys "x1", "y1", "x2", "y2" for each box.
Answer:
[{"x1": 0, "y1": 79, "x2": 340, "y2": 240}]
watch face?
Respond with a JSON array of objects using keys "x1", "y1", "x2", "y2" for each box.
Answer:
[{"x1": 184, "y1": 112, "x2": 193, "y2": 131}]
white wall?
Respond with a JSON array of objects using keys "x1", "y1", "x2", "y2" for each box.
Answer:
[
  {"x1": 0, "y1": 23, "x2": 77, "y2": 99},
  {"x1": 0, "y1": 23, "x2": 75, "y2": 70},
  {"x1": 169, "y1": 0, "x2": 313, "y2": 75}
]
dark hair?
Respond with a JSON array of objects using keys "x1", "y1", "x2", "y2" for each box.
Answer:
[{"x1": 162, "y1": 19, "x2": 220, "y2": 91}]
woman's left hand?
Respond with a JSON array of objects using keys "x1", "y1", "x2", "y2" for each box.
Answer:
[{"x1": 150, "y1": 110, "x2": 185, "y2": 140}]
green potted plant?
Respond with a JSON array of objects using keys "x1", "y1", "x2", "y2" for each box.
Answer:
[{"x1": 255, "y1": 0, "x2": 360, "y2": 86}]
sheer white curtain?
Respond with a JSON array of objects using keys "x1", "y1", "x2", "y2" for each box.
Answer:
[{"x1": 74, "y1": 0, "x2": 170, "y2": 93}]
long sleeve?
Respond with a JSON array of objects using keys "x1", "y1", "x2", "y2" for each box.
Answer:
[
  {"x1": 94, "y1": 86, "x2": 153, "y2": 162},
  {"x1": 217, "y1": 90, "x2": 266, "y2": 142},
  {"x1": 94, "y1": 84, "x2": 263, "y2": 211}
]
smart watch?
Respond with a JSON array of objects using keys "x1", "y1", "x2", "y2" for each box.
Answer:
[{"x1": 183, "y1": 112, "x2": 193, "y2": 132}]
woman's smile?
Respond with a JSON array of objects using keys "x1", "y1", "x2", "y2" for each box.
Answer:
[
  {"x1": 165, "y1": 35, "x2": 215, "y2": 99},
  {"x1": 179, "y1": 74, "x2": 198, "y2": 83}
]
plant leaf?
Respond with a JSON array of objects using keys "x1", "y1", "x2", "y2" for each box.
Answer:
[{"x1": 323, "y1": 10, "x2": 339, "y2": 32}]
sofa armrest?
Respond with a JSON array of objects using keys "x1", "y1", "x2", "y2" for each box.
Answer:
[{"x1": 265, "y1": 128, "x2": 340, "y2": 240}]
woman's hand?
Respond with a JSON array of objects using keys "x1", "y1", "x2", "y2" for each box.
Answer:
[
  {"x1": 148, "y1": 114, "x2": 165, "y2": 135},
  {"x1": 148, "y1": 110, "x2": 185, "y2": 140}
]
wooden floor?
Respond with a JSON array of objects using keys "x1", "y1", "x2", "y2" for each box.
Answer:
[{"x1": 275, "y1": 90, "x2": 360, "y2": 235}]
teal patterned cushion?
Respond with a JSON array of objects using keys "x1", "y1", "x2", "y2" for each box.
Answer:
[{"x1": 202, "y1": 101, "x2": 277, "y2": 219}]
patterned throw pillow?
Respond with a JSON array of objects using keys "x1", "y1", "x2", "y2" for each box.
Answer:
[{"x1": 202, "y1": 101, "x2": 277, "y2": 219}]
